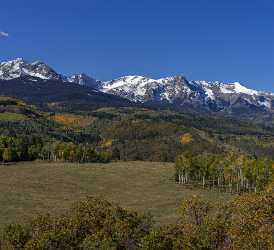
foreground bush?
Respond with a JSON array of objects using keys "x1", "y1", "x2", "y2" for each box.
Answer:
[
  {"x1": 1, "y1": 197, "x2": 152, "y2": 250},
  {"x1": 139, "y1": 190, "x2": 274, "y2": 250},
  {"x1": 1, "y1": 191, "x2": 273, "y2": 249}
]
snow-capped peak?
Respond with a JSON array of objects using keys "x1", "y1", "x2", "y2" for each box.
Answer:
[
  {"x1": 233, "y1": 82, "x2": 260, "y2": 95},
  {"x1": 194, "y1": 80, "x2": 261, "y2": 96},
  {"x1": 101, "y1": 75, "x2": 198, "y2": 102},
  {"x1": 220, "y1": 81, "x2": 259, "y2": 95},
  {"x1": 67, "y1": 73, "x2": 101, "y2": 89},
  {"x1": 101, "y1": 76, "x2": 273, "y2": 110},
  {"x1": 104, "y1": 75, "x2": 154, "y2": 89},
  {"x1": 0, "y1": 58, "x2": 273, "y2": 112},
  {"x1": 0, "y1": 58, "x2": 61, "y2": 81}
]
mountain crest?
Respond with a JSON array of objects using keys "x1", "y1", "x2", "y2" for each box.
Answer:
[
  {"x1": 0, "y1": 58, "x2": 273, "y2": 113},
  {"x1": 67, "y1": 73, "x2": 102, "y2": 89},
  {"x1": 0, "y1": 58, "x2": 61, "y2": 81}
]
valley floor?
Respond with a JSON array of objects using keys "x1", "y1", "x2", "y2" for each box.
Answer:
[{"x1": 0, "y1": 161, "x2": 233, "y2": 227}]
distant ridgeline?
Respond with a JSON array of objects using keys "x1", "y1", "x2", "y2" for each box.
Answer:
[{"x1": 0, "y1": 58, "x2": 273, "y2": 121}]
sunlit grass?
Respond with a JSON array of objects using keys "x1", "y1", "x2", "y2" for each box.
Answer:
[
  {"x1": 0, "y1": 161, "x2": 233, "y2": 227},
  {"x1": 0, "y1": 112, "x2": 27, "y2": 121}
]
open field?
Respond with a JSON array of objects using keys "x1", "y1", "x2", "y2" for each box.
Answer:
[
  {"x1": 0, "y1": 161, "x2": 233, "y2": 227},
  {"x1": 0, "y1": 112, "x2": 27, "y2": 121}
]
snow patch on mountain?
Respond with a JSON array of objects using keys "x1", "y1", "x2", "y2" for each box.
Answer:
[
  {"x1": 67, "y1": 73, "x2": 101, "y2": 89},
  {"x1": 258, "y1": 99, "x2": 271, "y2": 109},
  {"x1": 0, "y1": 58, "x2": 61, "y2": 81},
  {"x1": 0, "y1": 58, "x2": 273, "y2": 112},
  {"x1": 218, "y1": 82, "x2": 259, "y2": 95},
  {"x1": 102, "y1": 76, "x2": 274, "y2": 111},
  {"x1": 102, "y1": 75, "x2": 194, "y2": 103}
]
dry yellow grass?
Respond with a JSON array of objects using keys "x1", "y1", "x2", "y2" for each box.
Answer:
[{"x1": 0, "y1": 161, "x2": 233, "y2": 228}]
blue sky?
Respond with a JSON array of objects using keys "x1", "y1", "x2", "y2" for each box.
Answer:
[{"x1": 0, "y1": 0, "x2": 273, "y2": 91}]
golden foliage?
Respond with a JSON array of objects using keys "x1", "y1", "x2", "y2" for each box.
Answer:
[
  {"x1": 50, "y1": 113, "x2": 94, "y2": 128},
  {"x1": 179, "y1": 133, "x2": 193, "y2": 144},
  {"x1": 101, "y1": 139, "x2": 113, "y2": 148},
  {"x1": 227, "y1": 192, "x2": 274, "y2": 250}
]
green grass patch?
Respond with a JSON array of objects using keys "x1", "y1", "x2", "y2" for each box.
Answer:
[
  {"x1": 0, "y1": 161, "x2": 233, "y2": 227},
  {"x1": 0, "y1": 112, "x2": 27, "y2": 121}
]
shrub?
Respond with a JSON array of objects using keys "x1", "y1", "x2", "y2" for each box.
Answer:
[{"x1": 0, "y1": 197, "x2": 152, "y2": 250}]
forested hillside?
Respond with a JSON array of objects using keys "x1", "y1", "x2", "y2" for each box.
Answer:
[{"x1": 0, "y1": 96, "x2": 273, "y2": 163}]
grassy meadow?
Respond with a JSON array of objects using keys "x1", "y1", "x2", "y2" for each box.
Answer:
[
  {"x1": 0, "y1": 161, "x2": 233, "y2": 228},
  {"x1": 0, "y1": 112, "x2": 27, "y2": 121}
]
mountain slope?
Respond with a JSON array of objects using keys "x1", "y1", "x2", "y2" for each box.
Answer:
[
  {"x1": 0, "y1": 58, "x2": 273, "y2": 116},
  {"x1": 67, "y1": 73, "x2": 103, "y2": 89},
  {"x1": 0, "y1": 58, "x2": 62, "y2": 81},
  {"x1": 0, "y1": 96, "x2": 42, "y2": 121},
  {"x1": 101, "y1": 76, "x2": 274, "y2": 114},
  {"x1": 0, "y1": 77, "x2": 132, "y2": 111},
  {"x1": 0, "y1": 95, "x2": 273, "y2": 161}
]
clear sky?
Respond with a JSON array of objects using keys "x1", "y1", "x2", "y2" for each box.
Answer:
[{"x1": 1, "y1": 0, "x2": 273, "y2": 91}]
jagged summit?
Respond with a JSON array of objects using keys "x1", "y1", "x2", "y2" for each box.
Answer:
[
  {"x1": 67, "y1": 73, "x2": 102, "y2": 89},
  {"x1": 101, "y1": 75, "x2": 273, "y2": 110},
  {"x1": 0, "y1": 58, "x2": 273, "y2": 113},
  {"x1": 101, "y1": 75, "x2": 195, "y2": 103},
  {"x1": 0, "y1": 58, "x2": 61, "y2": 81}
]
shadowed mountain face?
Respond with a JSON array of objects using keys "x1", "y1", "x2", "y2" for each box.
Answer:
[
  {"x1": 0, "y1": 77, "x2": 132, "y2": 112},
  {"x1": 0, "y1": 58, "x2": 273, "y2": 116}
]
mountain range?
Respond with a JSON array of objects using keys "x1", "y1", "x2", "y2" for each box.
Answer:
[{"x1": 0, "y1": 58, "x2": 273, "y2": 115}]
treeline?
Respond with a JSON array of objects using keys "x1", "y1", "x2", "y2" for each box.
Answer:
[
  {"x1": 0, "y1": 135, "x2": 111, "y2": 163},
  {"x1": 175, "y1": 152, "x2": 274, "y2": 193},
  {"x1": 1, "y1": 190, "x2": 273, "y2": 249},
  {"x1": 0, "y1": 119, "x2": 100, "y2": 145}
]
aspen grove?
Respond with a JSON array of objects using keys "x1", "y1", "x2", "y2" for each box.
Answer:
[{"x1": 175, "y1": 152, "x2": 273, "y2": 193}]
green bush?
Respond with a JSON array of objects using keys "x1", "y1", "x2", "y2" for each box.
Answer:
[
  {"x1": 1, "y1": 193, "x2": 273, "y2": 249},
  {"x1": 2, "y1": 148, "x2": 18, "y2": 162},
  {"x1": 1, "y1": 224, "x2": 30, "y2": 249},
  {"x1": 0, "y1": 197, "x2": 152, "y2": 250}
]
